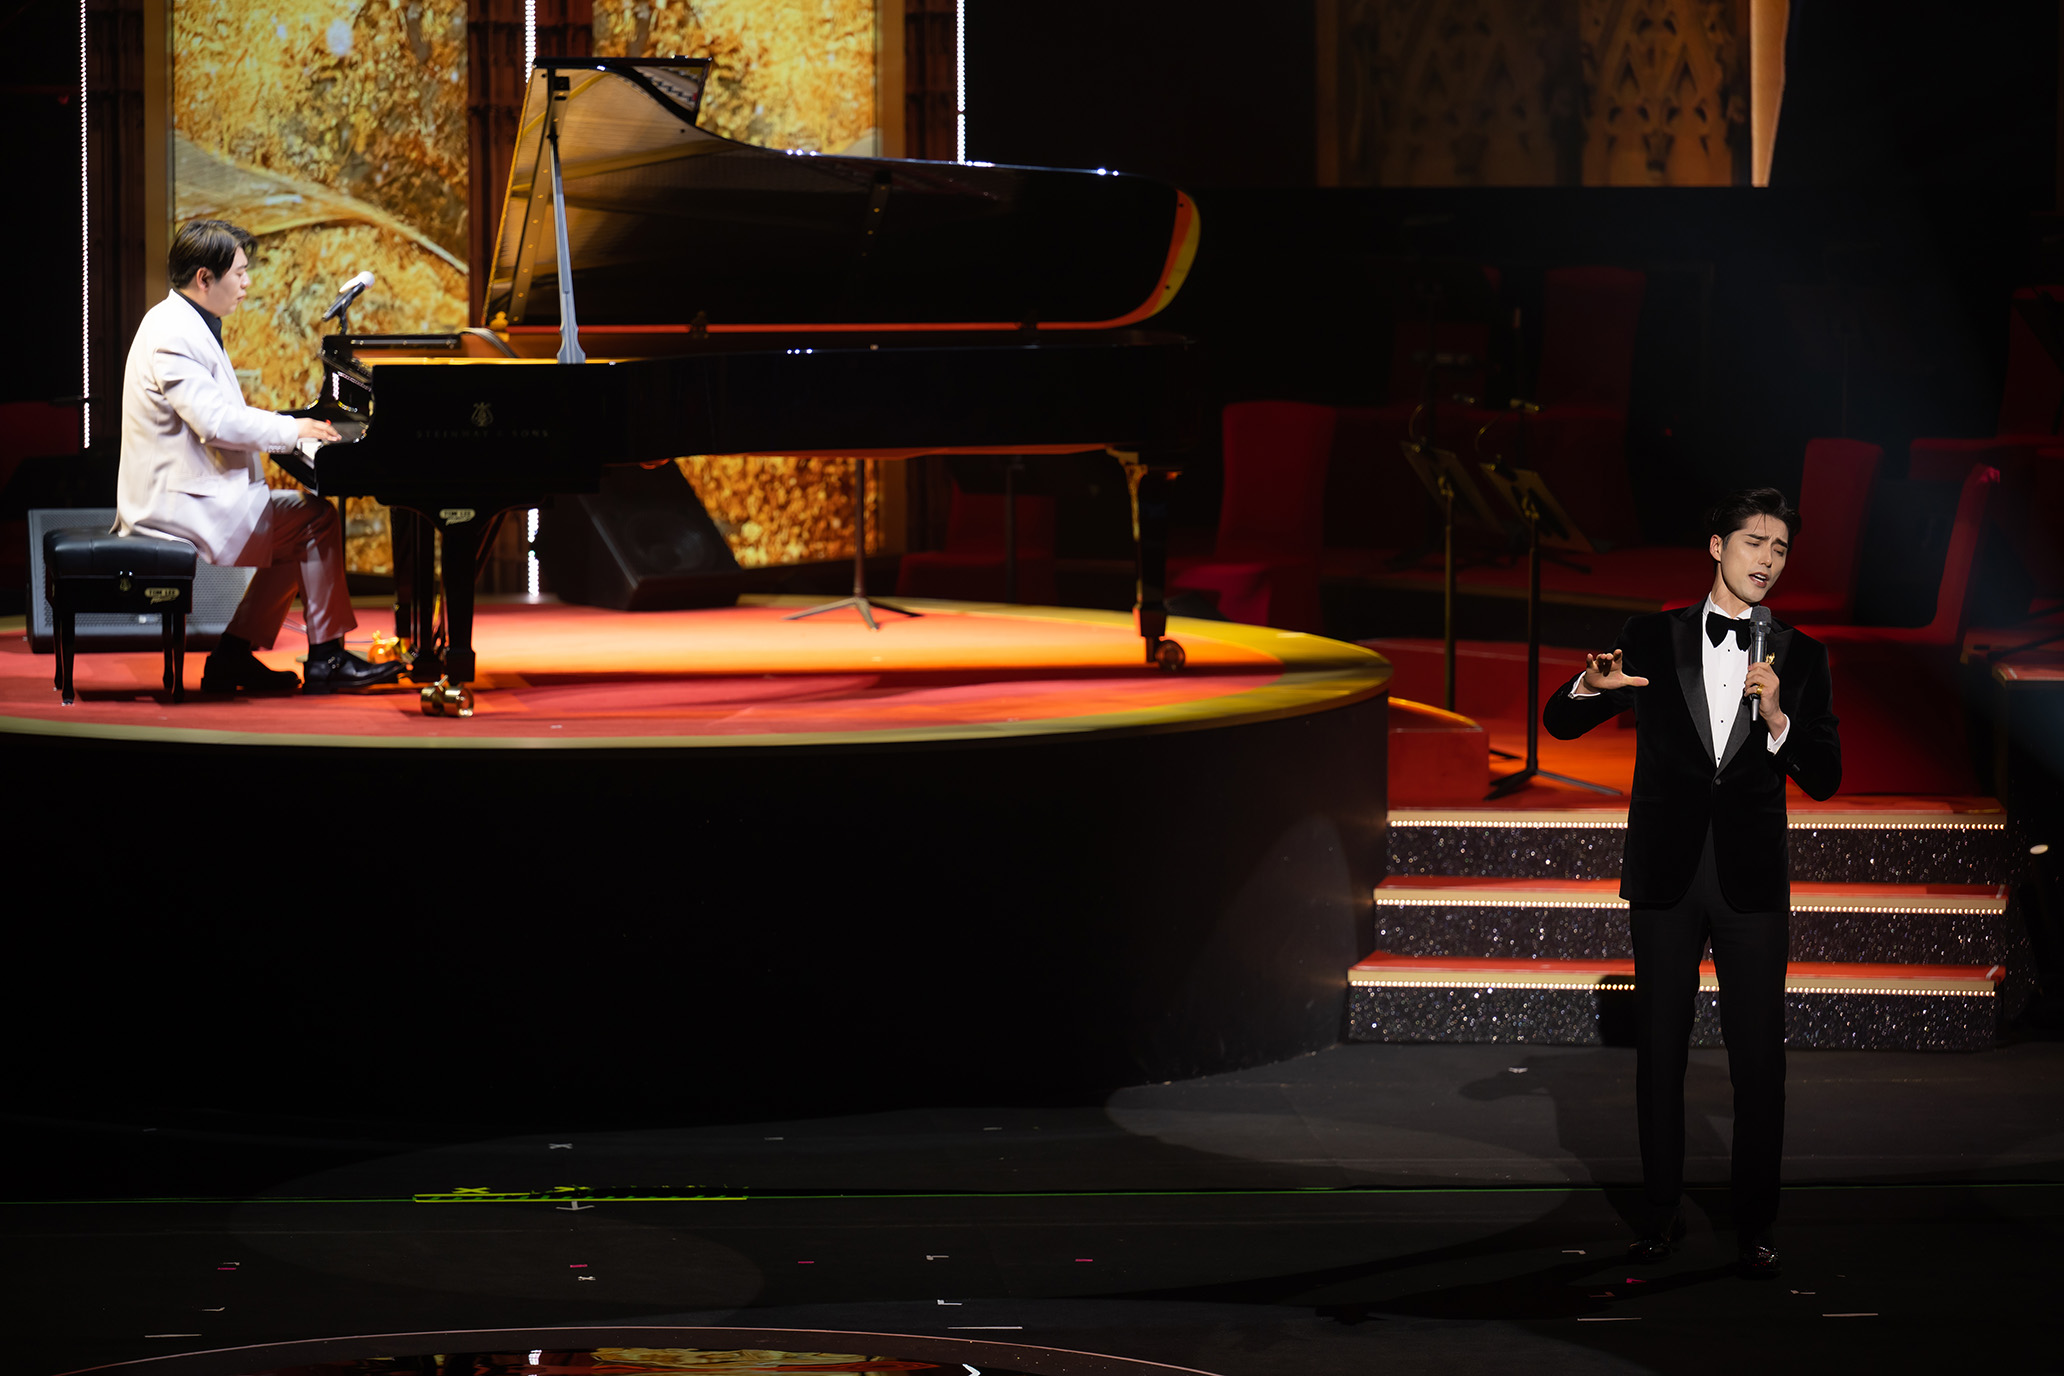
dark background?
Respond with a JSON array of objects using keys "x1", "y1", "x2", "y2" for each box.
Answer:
[
  {"x1": 963, "y1": 0, "x2": 2062, "y2": 537},
  {"x1": 5, "y1": 1, "x2": 2062, "y2": 558},
  {"x1": 2, "y1": 0, "x2": 90, "y2": 409}
]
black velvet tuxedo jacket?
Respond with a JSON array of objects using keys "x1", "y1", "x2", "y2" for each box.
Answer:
[{"x1": 1542, "y1": 605, "x2": 1841, "y2": 912}]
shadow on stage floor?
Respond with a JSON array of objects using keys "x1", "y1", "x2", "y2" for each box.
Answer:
[{"x1": 10, "y1": 1041, "x2": 2061, "y2": 1376}]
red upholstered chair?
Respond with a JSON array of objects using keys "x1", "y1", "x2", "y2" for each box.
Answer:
[
  {"x1": 1909, "y1": 287, "x2": 2064, "y2": 600},
  {"x1": 1522, "y1": 267, "x2": 1647, "y2": 547},
  {"x1": 895, "y1": 485, "x2": 1057, "y2": 605},
  {"x1": 1322, "y1": 268, "x2": 1502, "y2": 559},
  {"x1": 1767, "y1": 438, "x2": 1883, "y2": 624},
  {"x1": 1170, "y1": 401, "x2": 1336, "y2": 632},
  {"x1": 1809, "y1": 464, "x2": 2000, "y2": 794}
]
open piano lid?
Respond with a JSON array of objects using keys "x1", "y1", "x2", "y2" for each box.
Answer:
[{"x1": 486, "y1": 57, "x2": 1198, "y2": 332}]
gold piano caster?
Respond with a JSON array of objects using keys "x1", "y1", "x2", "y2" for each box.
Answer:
[
  {"x1": 420, "y1": 676, "x2": 474, "y2": 718},
  {"x1": 1153, "y1": 639, "x2": 1186, "y2": 672}
]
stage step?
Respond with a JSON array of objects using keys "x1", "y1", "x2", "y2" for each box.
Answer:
[
  {"x1": 1387, "y1": 806, "x2": 2013, "y2": 885},
  {"x1": 1372, "y1": 875, "x2": 2018, "y2": 960},
  {"x1": 1346, "y1": 951, "x2": 2004, "y2": 1051}
]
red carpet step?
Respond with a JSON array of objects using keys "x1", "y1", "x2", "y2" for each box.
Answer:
[{"x1": 1387, "y1": 698, "x2": 1489, "y2": 806}]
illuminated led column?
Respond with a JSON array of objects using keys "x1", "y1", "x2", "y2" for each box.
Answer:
[{"x1": 79, "y1": 0, "x2": 90, "y2": 446}]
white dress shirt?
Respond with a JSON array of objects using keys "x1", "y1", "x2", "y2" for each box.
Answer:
[{"x1": 1572, "y1": 596, "x2": 1790, "y2": 764}]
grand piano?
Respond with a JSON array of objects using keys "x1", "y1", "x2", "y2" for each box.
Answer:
[{"x1": 280, "y1": 57, "x2": 1202, "y2": 715}]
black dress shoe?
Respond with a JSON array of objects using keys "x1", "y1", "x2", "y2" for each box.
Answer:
[
  {"x1": 1626, "y1": 1212, "x2": 1687, "y2": 1263},
  {"x1": 199, "y1": 648, "x2": 300, "y2": 693},
  {"x1": 1737, "y1": 1243, "x2": 1782, "y2": 1279},
  {"x1": 303, "y1": 652, "x2": 408, "y2": 694}
]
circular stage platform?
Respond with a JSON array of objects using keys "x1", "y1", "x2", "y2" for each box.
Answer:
[
  {"x1": 0, "y1": 597, "x2": 1380, "y2": 748},
  {"x1": 4, "y1": 599, "x2": 1390, "y2": 1122},
  {"x1": 60, "y1": 1327, "x2": 1220, "y2": 1376}
]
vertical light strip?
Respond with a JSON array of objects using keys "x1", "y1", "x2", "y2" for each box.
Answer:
[
  {"x1": 79, "y1": 0, "x2": 90, "y2": 447},
  {"x1": 526, "y1": 507, "x2": 540, "y2": 597},
  {"x1": 954, "y1": 0, "x2": 965, "y2": 163},
  {"x1": 522, "y1": 0, "x2": 540, "y2": 597}
]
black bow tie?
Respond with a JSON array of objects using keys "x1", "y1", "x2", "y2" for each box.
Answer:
[{"x1": 1706, "y1": 611, "x2": 1753, "y2": 649}]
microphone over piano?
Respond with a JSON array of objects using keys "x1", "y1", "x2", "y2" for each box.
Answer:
[{"x1": 321, "y1": 271, "x2": 374, "y2": 323}]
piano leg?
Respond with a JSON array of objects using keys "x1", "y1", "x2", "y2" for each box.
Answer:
[
  {"x1": 393, "y1": 507, "x2": 442, "y2": 683},
  {"x1": 1116, "y1": 450, "x2": 1186, "y2": 671},
  {"x1": 440, "y1": 514, "x2": 481, "y2": 688}
]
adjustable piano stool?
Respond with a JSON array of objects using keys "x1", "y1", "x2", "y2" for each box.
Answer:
[{"x1": 43, "y1": 527, "x2": 197, "y2": 705}]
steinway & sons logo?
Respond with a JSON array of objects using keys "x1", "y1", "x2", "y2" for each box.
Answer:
[{"x1": 413, "y1": 400, "x2": 549, "y2": 440}]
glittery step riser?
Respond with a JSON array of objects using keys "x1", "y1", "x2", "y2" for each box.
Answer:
[
  {"x1": 1373, "y1": 905, "x2": 2035, "y2": 1023},
  {"x1": 1387, "y1": 817, "x2": 2012, "y2": 884},
  {"x1": 1347, "y1": 985, "x2": 1998, "y2": 1051},
  {"x1": 1371, "y1": 905, "x2": 2021, "y2": 966}
]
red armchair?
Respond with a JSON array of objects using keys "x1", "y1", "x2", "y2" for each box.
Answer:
[
  {"x1": 1767, "y1": 438, "x2": 1883, "y2": 624},
  {"x1": 1170, "y1": 401, "x2": 1336, "y2": 632},
  {"x1": 1909, "y1": 286, "x2": 2064, "y2": 602},
  {"x1": 1519, "y1": 267, "x2": 1647, "y2": 548},
  {"x1": 1809, "y1": 463, "x2": 2000, "y2": 794},
  {"x1": 896, "y1": 485, "x2": 1058, "y2": 605}
]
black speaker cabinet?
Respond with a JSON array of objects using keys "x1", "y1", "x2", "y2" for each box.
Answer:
[{"x1": 540, "y1": 462, "x2": 741, "y2": 610}]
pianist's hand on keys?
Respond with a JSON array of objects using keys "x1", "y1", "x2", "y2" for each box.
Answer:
[{"x1": 293, "y1": 415, "x2": 340, "y2": 462}]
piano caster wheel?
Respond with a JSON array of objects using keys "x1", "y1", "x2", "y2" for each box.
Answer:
[
  {"x1": 1154, "y1": 639, "x2": 1186, "y2": 672},
  {"x1": 419, "y1": 677, "x2": 474, "y2": 718}
]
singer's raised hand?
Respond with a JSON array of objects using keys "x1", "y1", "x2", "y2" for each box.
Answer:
[{"x1": 1583, "y1": 649, "x2": 1650, "y2": 691}]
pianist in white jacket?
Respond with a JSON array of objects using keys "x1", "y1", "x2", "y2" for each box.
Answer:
[{"x1": 117, "y1": 219, "x2": 402, "y2": 694}]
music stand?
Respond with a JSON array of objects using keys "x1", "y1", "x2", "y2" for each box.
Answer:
[
  {"x1": 1402, "y1": 440, "x2": 1500, "y2": 711},
  {"x1": 784, "y1": 457, "x2": 919, "y2": 631},
  {"x1": 1364, "y1": 254, "x2": 1501, "y2": 570},
  {"x1": 1476, "y1": 463, "x2": 1619, "y2": 799}
]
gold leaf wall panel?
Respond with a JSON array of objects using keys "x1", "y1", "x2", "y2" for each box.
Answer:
[
  {"x1": 678, "y1": 456, "x2": 882, "y2": 567},
  {"x1": 592, "y1": 0, "x2": 878, "y2": 154},
  {"x1": 174, "y1": 0, "x2": 470, "y2": 257}
]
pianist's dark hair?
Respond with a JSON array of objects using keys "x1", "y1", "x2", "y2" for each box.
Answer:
[
  {"x1": 168, "y1": 219, "x2": 255, "y2": 289},
  {"x1": 1705, "y1": 487, "x2": 1800, "y2": 549}
]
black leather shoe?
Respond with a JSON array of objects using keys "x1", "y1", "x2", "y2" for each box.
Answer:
[
  {"x1": 303, "y1": 652, "x2": 407, "y2": 694},
  {"x1": 1626, "y1": 1212, "x2": 1687, "y2": 1263},
  {"x1": 200, "y1": 649, "x2": 300, "y2": 694},
  {"x1": 1737, "y1": 1244, "x2": 1782, "y2": 1279}
]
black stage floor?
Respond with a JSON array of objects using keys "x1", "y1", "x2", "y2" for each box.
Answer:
[{"x1": 10, "y1": 1042, "x2": 2061, "y2": 1376}]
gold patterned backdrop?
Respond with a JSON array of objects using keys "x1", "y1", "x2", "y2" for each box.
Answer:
[
  {"x1": 1324, "y1": 0, "x2": 1749, "y2": 187},
  {"x1": 680, "y1": 456, "x2": 883, "y2": 566},
  {"x1": 172, "y1": 0, "x2": 882, "y2": 579},
  {"x1": 593, "y1": 0, "x2": 878, "y2": 153}
]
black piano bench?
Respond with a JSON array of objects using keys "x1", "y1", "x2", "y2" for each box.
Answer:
[{"x1": 42, "y1": 527, "x2": 198, "y2": 706}]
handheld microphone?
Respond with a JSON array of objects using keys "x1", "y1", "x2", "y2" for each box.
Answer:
[
  {"x1": 1747, "y1": 605, "x2": 1772, "y2": 706},
  {"x1": 320, "y1": 271, "x2": 374, "y2": 323}
]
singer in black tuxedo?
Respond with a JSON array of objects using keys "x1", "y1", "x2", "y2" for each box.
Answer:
[{"x1": 1543, "y1": 489, "x2": 1840, "y2": 1279}]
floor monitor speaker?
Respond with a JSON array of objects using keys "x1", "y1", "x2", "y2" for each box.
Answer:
[{"x1": 540, "y1": 463, "x2": 741, "y2": 610}]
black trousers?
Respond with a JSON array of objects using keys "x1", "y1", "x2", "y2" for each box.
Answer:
[{"x1": 1629, "y1": 827, "x2": 1789, "y2": 1244}]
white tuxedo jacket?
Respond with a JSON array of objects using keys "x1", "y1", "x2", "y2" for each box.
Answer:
[{"x1": 116, "y1": 290, "x2": 303, "y2": 566}]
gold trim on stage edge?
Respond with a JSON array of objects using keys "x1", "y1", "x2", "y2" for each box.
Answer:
[{"x1": 0, "y1": 599, "x2": 1391, "y2": 752}]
